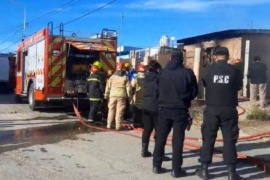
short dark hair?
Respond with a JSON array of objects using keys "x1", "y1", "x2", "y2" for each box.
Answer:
[
  {"x1": 214, "y1": 47, "x2": 229, "y2": 56},
  {"x1": 253, "y1": 56, "x2": 261, "y2": 62},
  {"x1": 148, "y1": 60, "x2": 161, "y2": 72}
]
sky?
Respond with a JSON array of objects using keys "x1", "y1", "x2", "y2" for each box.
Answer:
[{"x1": 0, "y1": 0, "x2": 270, "y2": 53}]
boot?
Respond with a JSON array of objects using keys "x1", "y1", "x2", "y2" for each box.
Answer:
[
  {"x1": 228, "y1": 164, "x2": 242, "y2": 180},
  {"x1": 171, "y1": 169, "x2": 187, "y2": 178},
  {"x1": 153, "y1": 166, "x2": 165, "y2": 174},
  {"x1": 195, "y1": 163, "x2": 209, "y2": 180},
  {"x1": 141, "y1": 143, "x2": 152, "y2": 157},
  {"x1": 163, "y1": 155, "x2": 171, "y2": 161}
]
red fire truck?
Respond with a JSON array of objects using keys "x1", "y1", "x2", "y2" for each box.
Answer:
[{"x1": 15, "y1": 22, "x2": 117, "y2": 110}]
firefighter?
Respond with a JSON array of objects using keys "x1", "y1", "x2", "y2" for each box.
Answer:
[
  {"x1": 130, "y1": 64, "x2": 146, "y2": 127},
  {"x1": 104, "y1": 63, "x2": 131, "y2": 130},
  {"x1": 87, "y1": 65, "x2": 106, "y2": 123},
  {"x1": 152, "y1": 50, "x2": 198, "y2": 178},
  {"x1": 128, "y1": 67, "x2": 136, "y2": 81},
  {"x1": 195, "y1": 47, "x2": 243, "y2": 180},
  {"x1": 124, "y1": 62, "x2": 131, "y2": 75},
  {"x1": 101, "y1": 69, "x2": 115, "y2": 121},
  {"x1": 93, "y1": 61, "x2": 102, "y2": 69},
  {"x1": 107, "y1": 69, "x2": 114, "y2": 79},
  {"x1": 123, "y1": 62, "x2": 132, "y2": 120}
]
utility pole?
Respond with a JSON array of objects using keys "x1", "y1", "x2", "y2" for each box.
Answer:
[
  {"x1": 22, "y1": 7, "x2": 26, "y2": 41},
  {"x1": 119, "y1": 12, "x2": 124, "y2": 57},
  {"x1": 7, "y1": 0, "x2": 26, "y2": 41}
]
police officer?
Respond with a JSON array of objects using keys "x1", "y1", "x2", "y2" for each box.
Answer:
[
  {"x1": 152, "y1": 50, "x2": 198, "y2": 178},
  {"x1": 195, "y1": 47, "x2": 243, "y2": 180}
]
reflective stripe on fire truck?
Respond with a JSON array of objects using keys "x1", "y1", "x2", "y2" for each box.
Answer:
[
  {"x1": 62, "y1": 43, "x2": 67, "y2": 88},
  {"x1": 101, "y1": 40, "x2": 117, "y2": 52},
  {"x1": 48, "y1": 37, "x2": 66, "y2": 87},
  {"x1": 100, "y1": 52, "x2": 116, "y2": 72}
]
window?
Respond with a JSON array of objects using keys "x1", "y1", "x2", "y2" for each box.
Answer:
[{"x1": 105, "y1": 53, "x2": 112, "y2": 59}]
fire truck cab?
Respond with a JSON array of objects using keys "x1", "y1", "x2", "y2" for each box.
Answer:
[{"x1": 15, "y1": 22, "x2": 117, "y2": 110}]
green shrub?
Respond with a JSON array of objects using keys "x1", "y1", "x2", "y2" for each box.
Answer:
[{"x1": 246, "y1": 106, "x2": 270, "y2": 121}]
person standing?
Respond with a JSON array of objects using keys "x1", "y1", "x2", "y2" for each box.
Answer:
[
  {"x1": 152, "y1": 50, "x2": 198, "y2": 178},
  {"x1": 104, "y1": 63, "x2": 131, "y2": 130},
  {"x1": 195, "y1": 47, "x2": 243, "y2": 180},
  {"x1": 130, "y1": 64, "x2": 146, "y2": 127},
  {"x1": 141, "y1": 61, "x2": 161, "y2": 157},
  {"x1": 87, "y1": 65, "x2": 106, "y2": 123},
  {"x1": 248, "y1": 56, "x2": 268, "y2": 108},
  {"x1": 101, "y1": 69, "x2": 115, "y2": 122}
]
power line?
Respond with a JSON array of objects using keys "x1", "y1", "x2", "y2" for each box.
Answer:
[
  {"x1": 0, "y1": 38, "x2": 21, "y2": 53},
  {"x1": 0, "y1": 29, "x2": 21, "y2": 45},
  {"x1": 0, "y1": 25, "x2": 22, "y2": 35},
  {"x1": 119, "y1": 0, "x2": 149, "y2": 48},
  {"x1": 63, "y1": 0, "x2": 118, "y2": 26},
  {"x1": 0, "y1": 0, "x2": 81, "y2": 35},
  {"x1": 28, "y1": 0, "x2": 81, "y2": 25},
  {"x1": 124, "y1": 0, "x2": 149, "y2": 17}
]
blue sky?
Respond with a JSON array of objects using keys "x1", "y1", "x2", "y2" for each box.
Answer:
[{"x1": 0, "y1": 0, "x2": 270, "y2": 53}]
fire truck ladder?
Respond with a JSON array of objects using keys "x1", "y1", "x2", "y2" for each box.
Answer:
[{"x1": 47, "y1": 22, "x2": 65, "y2": 88}]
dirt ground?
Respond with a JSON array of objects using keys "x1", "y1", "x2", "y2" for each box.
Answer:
[{"x1": 190, "y1": 99, "x2": 270, "y2": 136}]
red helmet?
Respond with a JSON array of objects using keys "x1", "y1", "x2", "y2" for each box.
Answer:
[
  {"x1": 137, "y1": 64, "x2": 145, "y2": 72},
  {"x1": 116, "y1": 63, "x2": 124, "y2": 70},
  {"x1": 90, "y1": 65, "x2": 99, "y2": 73}
]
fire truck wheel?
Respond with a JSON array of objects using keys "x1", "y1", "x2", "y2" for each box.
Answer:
[{"x1": 28, "y1": 83, "x2": 38, "y2": 111}]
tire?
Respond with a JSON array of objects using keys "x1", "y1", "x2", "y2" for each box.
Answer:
[
  {"x1": 28, "y1": 83, "x2": 38, "y2": 111},
  {"x1": 14, "y1": 94, "x2": 22, "y2": 103}
]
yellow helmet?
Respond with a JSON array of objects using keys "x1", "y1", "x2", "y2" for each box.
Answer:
[
  {"x1": 124, "y1": 62, "x2": 130, "y2": 68},
  {"x1": 93, "y1": 61, "x2": 102, "y2": 69}
]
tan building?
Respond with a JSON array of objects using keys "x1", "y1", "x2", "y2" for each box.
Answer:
[{"x1": 177, "y1": 29, "x2": 270, "y2": 99}]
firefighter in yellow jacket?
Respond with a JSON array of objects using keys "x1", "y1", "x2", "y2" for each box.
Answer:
[
  {"x1": 130, "y1": 64, "x2": 146, "y2": 127},
  {"x1": 104, "y1": 63, "x2": 131, "y2": 130}
]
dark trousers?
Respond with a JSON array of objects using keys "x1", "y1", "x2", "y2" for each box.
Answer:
[
  {"x1": 101, "y1": 100, "x2": 108, "y2": 120},
  {"x1": 200, "y1": 106, "x2": 239, "y2": 164},
  {"x1": 88, "y1": 101, "x2": 102, "y2": 121},
  {"x1": 132, "y1": 106, "x2": 143, "y2": 125},
  {"x1": 153, "y1": 108, "x2": 188, "y2": 170},
  {"x1": 142, "y1": 109, "x2": 158, "y2": 144},
  {"x1": 124, "y1": 100, "x2": 132, "y2": 120}
]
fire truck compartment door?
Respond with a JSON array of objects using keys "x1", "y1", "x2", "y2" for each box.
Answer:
[{"x1": 67, "y1": 41, "x2": 105, "y2": 51}]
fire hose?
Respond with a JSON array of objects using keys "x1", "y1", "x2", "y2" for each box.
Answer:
[{"x1": 73, "y1": 104, "x2": 270, "y2": 174}]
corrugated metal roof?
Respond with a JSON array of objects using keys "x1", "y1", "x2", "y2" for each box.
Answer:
[{"x1": 177, "y1": 29, "x2": 270, "y2": 45}]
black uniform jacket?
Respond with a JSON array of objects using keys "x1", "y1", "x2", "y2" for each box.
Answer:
[
  {"x1": 87, "y1": 72, "x2": 106, "y2": 100},
  {"x1": 142, "y1": 71, "x2": 159, "y2": 112},
  {"x1": 202, "y1": 60, "x2": 243, "y2": 107},
  {"x1": 248, "y1": 62, "x2": 267, "y2": 84},
  {"x1": 157, "y1": 57, "x2": 198, "y2": 109}
]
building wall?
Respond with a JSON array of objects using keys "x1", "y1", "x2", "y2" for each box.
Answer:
[
  {"x1": 243, "y1": 35, "x2": 270, "y2": 96},
  {"x1": 218, "y1": 38, "x2": 242, "y2": 62},
  {"x1": 183, "y1": 37, "x2": 242, "y2": 99},
  {"x1": 184, "y1": 45, "x2": 196, "y2": 69},
  {"x1": 183, "y1": 38, "x2": 242, "y2": 68}
]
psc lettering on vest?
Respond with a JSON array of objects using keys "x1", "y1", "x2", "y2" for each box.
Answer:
[{"x1": 213, "y1": 75, "x2": 229, "y2": 84}]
